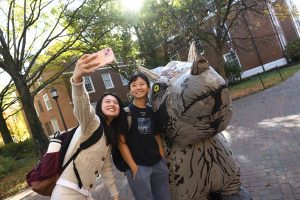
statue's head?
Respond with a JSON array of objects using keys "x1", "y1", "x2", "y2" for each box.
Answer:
[{"x1": 139, "y1": 42, "x2": 232, "y2": 145}]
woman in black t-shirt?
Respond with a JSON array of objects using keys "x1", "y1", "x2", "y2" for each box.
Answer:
[{"x1": 118, "y1": 73, "x2": 171, "y2": 200}]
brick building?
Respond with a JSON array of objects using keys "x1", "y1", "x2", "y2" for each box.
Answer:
[
  {"x1": 165, "y1": 0, "x2": 300, "y2": 78},
  {"x1": 33, "y1": 66, "x2": 130, "y2": 136}
]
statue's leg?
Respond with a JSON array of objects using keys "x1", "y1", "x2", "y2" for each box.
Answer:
[
  {"x1": 210, "y1": 170, "x2": 252, "y2": 200},
  {"x1": 211, "y1": 188, "x2": 252, "y2": 200},
  {"x1": 166, "y1": 145, "x2": 211, "y2": 200},
  {"x1": 165, "y1": 134, "x2": 246, "y2": 200}
]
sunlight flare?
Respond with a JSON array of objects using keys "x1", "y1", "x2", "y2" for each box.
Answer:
[{"x1": 120, "y1": 0, "x2": 144, "y2": 12}]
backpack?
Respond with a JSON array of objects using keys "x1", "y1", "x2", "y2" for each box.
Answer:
[
  {"x1": 26, "y1": 124, "x2": 103, "y2": 196},
  {"x1": 111, "y1": 106, "x2": 131, "y2": 172}
]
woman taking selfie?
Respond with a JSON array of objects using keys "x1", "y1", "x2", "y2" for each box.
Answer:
[{"x1": 51, "y1": 48, "x2": 121, "y2": 200}]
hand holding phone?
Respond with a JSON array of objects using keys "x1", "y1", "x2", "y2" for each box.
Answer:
[
  {"x1": 92, "y1": 47, "x2": 115, "y2": 68},
  {"x1": 73, "y1": 48, "x2": 115, "y2": 83}
]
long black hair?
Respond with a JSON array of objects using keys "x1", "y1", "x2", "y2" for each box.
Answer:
[{"x1": 95, "y1": 92, "x2": 128, "y2": 147}]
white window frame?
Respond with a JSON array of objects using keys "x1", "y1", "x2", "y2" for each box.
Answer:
[
  {"x1": 101, "y1": 73, "x2": 114, "y2": 89},
  {"x1": 267, "y1": 2, "x2": 287, "y2": 48},
  {"x1": 168, "y1": 49, "x2": 180, "y2": 61},
  {"x1": 51, "y1": 118, "x2": 60, "y2": 133},
  {"x1": 212, "y1": 23, "x2": 231, "y2": 44},
  {"x1": 43, "y1": 93, "x2": 52, "y2": 111},
  {"x1": 34, "y1": 104, "x2": 39, "y2": 117},
  {"x1": 37, "y1": 76, "x2": 43, "y2": 86},
  {"x1": 83, "y1": 76, "x2": 95, "y2": 93},
  {"x1": 224, "y1": 22, "x2": 232, "y2": 43},
  {"x1": 192, "y1": 38, "x2": 204, "y2": 54},
  {"x1": 120, "y1": 73, "x2": 129, "y2": 85},
  {"x1": 45, "y1": 121, "x2": 52, "y2": 135},
  {"x1": 286, "y1": 0, "x2": 300, "y2": 37},
  {"x1": 223, "y1": 51, "x2": 241, "y2": 67}
]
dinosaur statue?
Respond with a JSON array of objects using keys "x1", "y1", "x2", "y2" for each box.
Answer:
[{"x1": 139, "y1": 43, "x2": 252, "y2": 200}]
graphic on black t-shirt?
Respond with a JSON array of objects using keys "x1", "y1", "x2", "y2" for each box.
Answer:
[
  {"x1": 140, "y1": 111, "x2": 146, "y2": 117},
  {"x1": 137, "y1": 117, "x2": 151, "y2": 134}
]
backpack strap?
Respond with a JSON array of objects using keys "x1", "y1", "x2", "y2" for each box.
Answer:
[
  {"x1": 61, "y1": 123, "x2": 103, "y2": 188},
  {"x1": 59, "y1": 126, "x2": 78, "y2": 166},
  {"x1": 123, "y1": 106, "x2": 132, "y2": 131}
]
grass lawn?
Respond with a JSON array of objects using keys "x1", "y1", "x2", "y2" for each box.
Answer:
[
  {"x1": 229, "y1": 63, "x2": 300, "y2": 99},
  {"x1": 0, "y1": 158, "x2": 37, "y2": 199},
  {"x1": 1, "y1": 62, "x2": 300, "y2": 199},
  {"x1": 0, "y1": 140, "x2": 38, "y2": 199}
]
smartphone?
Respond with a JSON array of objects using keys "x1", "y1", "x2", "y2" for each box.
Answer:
[{"x1": 93, "y1": 48, "x2": 115, "y2": 68}]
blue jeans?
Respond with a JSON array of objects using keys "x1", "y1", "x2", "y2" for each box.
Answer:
[{"x1": 125, "y1": 158, "x2": 171, "y2": 200}]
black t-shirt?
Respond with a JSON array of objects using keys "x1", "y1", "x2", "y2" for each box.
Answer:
[{"x1": 124, "y1": 104, "x2": 162, "y2": 166}]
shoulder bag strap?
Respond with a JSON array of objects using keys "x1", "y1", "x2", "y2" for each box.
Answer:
[{"x1": 62, "y1": 123, "x2": 103, "y2": 171}]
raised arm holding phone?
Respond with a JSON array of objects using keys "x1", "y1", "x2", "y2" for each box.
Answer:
[{"x1": 51, "y1": 48, "x2": 120, "y2": 200}]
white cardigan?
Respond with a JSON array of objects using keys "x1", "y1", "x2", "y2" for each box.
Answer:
[{"x1": 57, "y1": 77, "x2": 118, "y2": 197}]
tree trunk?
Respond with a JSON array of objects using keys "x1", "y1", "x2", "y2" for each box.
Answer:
[
  {"x1": 0, "y1": 113, "x2": 14, "y2": 144},
  {"x1": 14, "y1": 77, "x2": 49, "y2": 154},
  {"x1": 215, "y1": 48, "x2": 226, "y2": 78},
  {"x1": 134, "y1": 25, "x2": 146, "y2": 54}
]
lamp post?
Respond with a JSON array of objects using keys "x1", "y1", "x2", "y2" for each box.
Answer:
[{"x1": 50, "y1": 88, "x2": 68, "y2": 132}]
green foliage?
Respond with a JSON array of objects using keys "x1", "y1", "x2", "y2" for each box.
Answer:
[
  {"x1": 285, "y1": 39, "x2": 300, "y2": 62},
  {"x1": 0, "y1": 139, "x2": 36, "y2": 177},
  {"x1": 0, "y1": 153, "x2": 38, "y2": 199},
  {"x1": 117, "y1": 0, "x2": 171, "y2": 68},
  {"x1": 224, "y1": 62, "x2": 242, "y2": 83},
  {"x1": 5, "y1": 109, "x2": 30, "y2": 142},
  {"x1": 0, "y1": 156, "x2": 16, "y2": 176},
  {"x1": 0, "y1": 139, "x2": 35, "y2": 158}
]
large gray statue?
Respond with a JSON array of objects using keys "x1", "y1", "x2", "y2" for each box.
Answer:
[{"x1": 139, "y1": 43, "x2": 251, "y2": 200}]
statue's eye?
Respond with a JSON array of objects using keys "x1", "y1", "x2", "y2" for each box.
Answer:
[{"x1": 153, "y1": 84, "x2": 160, "y2": 93}]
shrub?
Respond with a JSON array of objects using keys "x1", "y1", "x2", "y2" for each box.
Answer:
[
  {"x1": 285, "y1": 39, "x2": 300, "y2": 62},
  {"x1": 0, "y1": 139, "x2": 36, "y2": 177},
  {"x1": 0, "y1": 156, "x2": 17, "y2": 176},
  {"x1": 224, "y1": 62, "x2": 242, "y2": 83},
  {"x1": 0, "y1": 139, "x2": 35, "y2": 158}
]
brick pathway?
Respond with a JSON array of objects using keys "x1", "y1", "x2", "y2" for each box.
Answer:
[
  {"x1": 226, "y1": 72, "x2": 300, "y2": 200},
  {"x1": 7, "y1": 72, "x2": 300, "y2": 200}
]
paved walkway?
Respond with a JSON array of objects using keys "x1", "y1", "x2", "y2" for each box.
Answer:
[{"x1": 7, "y1": 72, "x2": 300, "y2": 200}]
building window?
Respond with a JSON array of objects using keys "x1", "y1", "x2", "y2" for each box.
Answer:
[
  {"x1": 84, "y1": 76, "x2": 95, "y2": 93},
  {"x1": 267, "y1": 2, "x2": 287, "y2": 48},
  {"x1": 223, "y1": 51, "x2": 241, "y2": 67},
  {"x1": 101, "y1": 73, "x2": 114, "y2": 89},
  {"x1": 180, "y1": 14, "x2": 196, "y2": 30},
  {"x1": 168, "y1": 49, "x2": 180, "y2": 61},
  {"x1": 120, "y1": 74, "x2": 129, "y2": 85},
  {"x1": 294, "y1": 17, "x2": 300, "y2": 37},
  {"x1": 51, "y1": 118, "x2": 60, "y2": 133},
  {"x1": 37, "y1": 100, "x2": 44, "y2": 113},
  {"x1": 207, "y1": 0, "x2": 215, "y2": 11},
  {"x1": 285, "y1": 0, "x2": 300, "y2": 37},
  {"x1": 212, "y1": 24, "x2": 231, "y2": 43},
  {"x1": 45, "y1": 121, "x2": 52, "y2": 135},
  {"x1": 37, "y1": 76, "x2": 43, "y2": 87},
  {"x1": 192, "y1": 38, "x2": 204, "y2": 54},
  {"x1": 43, "y1": 94, "x2": 52, "y2": 111}
]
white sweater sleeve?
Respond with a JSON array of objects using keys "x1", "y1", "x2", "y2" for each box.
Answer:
[{"x1": 70, "y1": 76, "x2": 100, "y2": 139}]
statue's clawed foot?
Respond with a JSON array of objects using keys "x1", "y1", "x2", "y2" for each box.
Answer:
[{"x1": 209, "y1": 187, "x2": 252, "y2": 200}]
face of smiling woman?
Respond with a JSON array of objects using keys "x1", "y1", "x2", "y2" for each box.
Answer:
[
  {"x1": 129, "y1": 77, "x2": 150, "y2": 100},
  {"x1": 101, "y1": 95, "x2": 120, "y2": 122}
]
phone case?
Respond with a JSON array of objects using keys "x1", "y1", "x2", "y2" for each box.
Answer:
[{"x1": 93, "y1": 48, "x2": 115, "y2": 68}]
